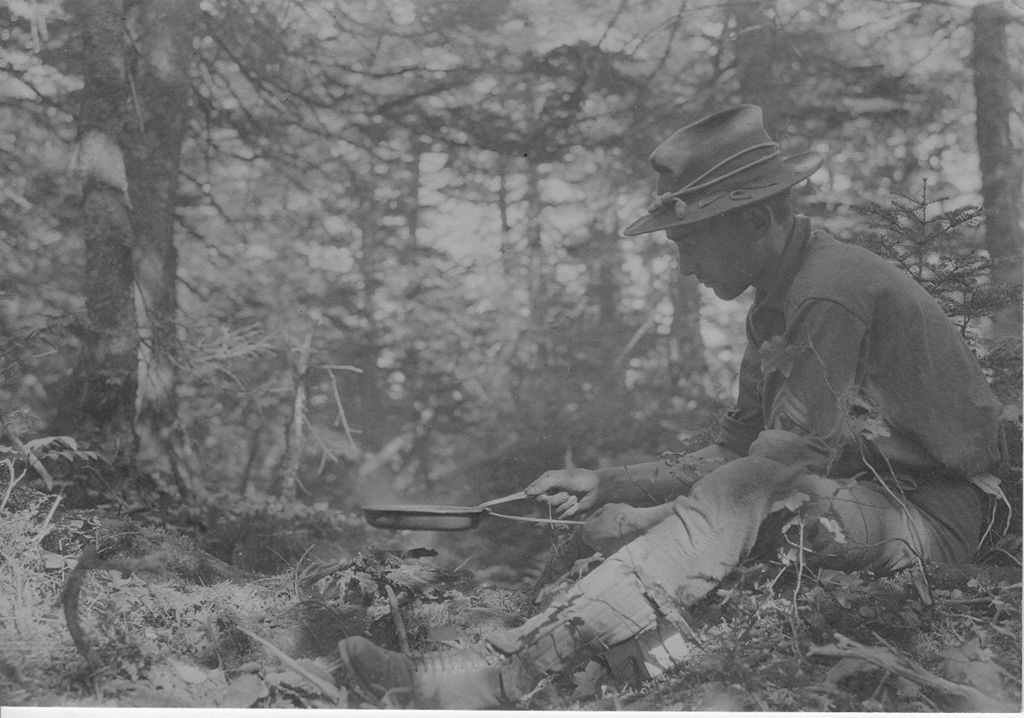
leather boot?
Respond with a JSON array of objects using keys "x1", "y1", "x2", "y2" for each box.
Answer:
[
  {"x1": 604, "y1": 617, "x2": 694, "y2": 686},
  {"x1": 337, "y1": 636, "x2": 535, "y2": 709}
]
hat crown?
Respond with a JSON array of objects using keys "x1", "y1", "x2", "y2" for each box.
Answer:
[
  {"x1": 650, "y1": 105, "x2": 776, "y2": 196},
  {"x1": 621, "y1": 104, "x2": 824, "y2": 236}
]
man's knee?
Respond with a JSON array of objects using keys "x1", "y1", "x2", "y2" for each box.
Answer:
[
  {"x1": 676, "y1": 455, "x2": 802, "y2": 513},
  {"x1": 753, "y1": 473, "x2": 986, "y2": 573}
]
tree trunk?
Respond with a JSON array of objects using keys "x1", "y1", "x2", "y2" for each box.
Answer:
[
  {"x1": 281, "y1": 322, "x2": 317, "y2": 502},
  {"x1": 971, "y1": 2, "x2": 1023, "y2": 337},
  {"x1": 728, "y1": 0, "x2": 782, "y2": 135},
  {"x1": 497, "y1": 154, "x2": 516, "y2": 278},
  {"x1": 668, "y1": 272, "x2": 706, "y2": 391},
  {"x1": 525, "y1": 156, "x2": 549, "y2": 365},
  {"x1": 126, "y1": 0, "x2": 201, "y2": 498},
  {"x1": 61, "y1": 0, "x2": 139, "y2": 481}
]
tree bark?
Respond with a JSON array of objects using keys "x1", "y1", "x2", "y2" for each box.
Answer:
[
  {"x1": 971, "y1": 2, "x2": 1023, "y2": 337},
  {"x1": 525, "y1": 155, "x2": 549, "y2": 366},
  {"x1": 668, "y1": 272, "x2": 706, "y2": 391},
  {"x1": 281, "y1": 322, "x2": 317, "y2": 502},
  {"x1": 728, "y1": 0, "x2": 782, "y2": 135},
  {"x1": 126, "y1": 0, "x2": 201, "y2": 498},
  {"x1": 61, "y1": 0, "x2": 139, "y2": 481}
]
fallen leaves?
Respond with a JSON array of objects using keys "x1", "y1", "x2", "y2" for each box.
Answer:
[
  {"x1": 810, "y1": 632, "x2": 1017, "y2": 713},
  {"x1": 938, "y1": 635, "x2": 1010, "y2": 703}
]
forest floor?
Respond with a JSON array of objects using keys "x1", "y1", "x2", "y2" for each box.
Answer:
[{"x1": 0, "y1": 481, "x2": 1021, "y2": 712}]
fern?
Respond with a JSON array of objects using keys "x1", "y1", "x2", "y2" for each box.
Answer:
[{"x1": 0, "y1": 435, "x2": 103, "y2": 464}]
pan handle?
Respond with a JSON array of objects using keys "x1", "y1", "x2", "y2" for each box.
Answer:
[
  {"x1": 487, "y1": 510, "x2": 584, "y2": 526},
  {"x1": 474, "y1": 490, "x2": 528, "y2": 511}
]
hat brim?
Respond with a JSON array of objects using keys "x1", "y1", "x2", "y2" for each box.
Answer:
[{"x1": 621, "y1": 151, "x2": 824, "y2": 237}]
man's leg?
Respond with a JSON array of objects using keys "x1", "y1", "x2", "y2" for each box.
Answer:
[
  {"x1": 338, "y1": 458, "x2": 985, "y2": 707},
  {"x1": 502, "y1": 466, "x2": 987, "y2": 686},
  {"x1": 528, "y1": 527, "x2": 594, "y2": 602},
  {"x1": 339, "y1": 456, "x2": 796, "y2": 707},
  {"x1": 784, "y1": 471, "x2": 986, "y2": 573}
]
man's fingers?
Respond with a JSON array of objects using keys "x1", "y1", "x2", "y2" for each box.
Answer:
[
  {"x1": 556, "y1": 496, "x2": 579, "y2": 518},
  {"x1": 536, "y1": 491, "x2": 570, "y2": 508}
]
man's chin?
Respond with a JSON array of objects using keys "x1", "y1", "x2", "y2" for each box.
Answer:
[{"x1": 712, "y1": 284, "x2": 748, "y2": 301}]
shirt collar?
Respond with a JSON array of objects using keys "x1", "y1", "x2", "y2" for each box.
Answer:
[{"x1": 754, "y1": 215, "x2": 812, "y2": 311}]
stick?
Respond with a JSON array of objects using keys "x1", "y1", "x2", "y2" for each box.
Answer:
[
  {"x1": 809, "y1": 633, "x2": 1014, "y2": 712},
  {"x1": 0, "y1": 460, "x2": 26, "y2": 514},
  {"x1": 385, "y1": 585, "x2": 410, "y2": 654},
  {"x1": 59, "y1": 545, "x2": 167, "y2": 671},
  {"x1": 281, "y1": 318, "x2": 320, "y2": 501},
  {"x1": 236, "y1": 626, "x2": 342, "y2": 703},
  {"x1": 60, "y1": 545, "x2": 105, "y2": 670},
  {"x1": 32, "y1": 492, "x2": 63, "y2": 543}
]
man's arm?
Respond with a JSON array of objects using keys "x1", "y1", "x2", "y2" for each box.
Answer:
[
  {"x1": 596, "y1": 443, "x2": 740, "y2": 505},
  {"x1": 526, "y1": 443, "x2": 740, "y2": 516}
]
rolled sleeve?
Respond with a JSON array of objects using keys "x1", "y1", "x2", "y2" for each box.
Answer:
[{"x1": 718, "y1": 408, "x2": 762, "y2": 456}]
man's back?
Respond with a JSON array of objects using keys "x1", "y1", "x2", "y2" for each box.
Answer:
[{"x1": 787, "y1": 230, "x2": 1002, "y2": 477}]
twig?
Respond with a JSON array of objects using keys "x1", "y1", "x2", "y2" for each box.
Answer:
[
  {"x1": 281, "y1": 317, "x2": 321, "y2": 501},
  {"x1": 385, "y1": 585, "x2": 410, "y2": 654},
  {"x1": 789, "y1": 518, "x2": 807, "y2": 659},
  {"x1": 809, "y1": 632, "x2": 1015, "y2": 712},
  {"x1": 0, "y1": 407, "x2": 56, "y2": 491},
  {"x1": 32, "y1": 491, "x2": 63, "y2": 543},
  {"x1": 303, "y1": 415, "x2": 340, "y2": 464},
  {"x1": 0, "y1": 459, "x2": 26, "y2": 514},
  {"x1": 299, "y1": 557, "x2": 355, "y2": 589},
  {"x1": 237, "y1": 626, "x2": 342, "y2": 704},
  {"x1": 325, "y1": 368, "x2": 359, "y2": 449}
]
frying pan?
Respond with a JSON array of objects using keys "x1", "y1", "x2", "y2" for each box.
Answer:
[{"x1": 362, "y1": 490, "x2": 584, "y2": 531}]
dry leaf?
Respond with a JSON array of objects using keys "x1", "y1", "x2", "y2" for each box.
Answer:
[
  {"x1": 571, "y1": 660, "x2": 607, "y2": 699},
  {"x1": 169, "y1": 658, "x2": 209, "y2": 684},
  {"x1": 823, "y1": 655, "x2": 872, "y2": 684},
  {"x1": 219, "y1": 673, "x2": 269, "y2": 708},
  {"x1": 939, "y1": 636, "x2": 1007, "y2": 699}
]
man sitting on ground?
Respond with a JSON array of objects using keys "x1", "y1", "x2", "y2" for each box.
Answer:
[{"x1": 337, "y1": 104, "x2": 1004, "y2": 709}]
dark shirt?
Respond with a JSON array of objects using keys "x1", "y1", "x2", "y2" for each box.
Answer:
[{"x1": 718, "y1": 216, "x2": 1003, "y2": 479}]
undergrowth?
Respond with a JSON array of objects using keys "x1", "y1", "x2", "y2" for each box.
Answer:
[{"x1": 0, "y1": 473, "x2": 1020, "y2": 710}]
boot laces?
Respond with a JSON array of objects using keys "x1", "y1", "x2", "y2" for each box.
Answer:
[{"x1": 412, "y1": 643, "x2": 505, "y2": 676}]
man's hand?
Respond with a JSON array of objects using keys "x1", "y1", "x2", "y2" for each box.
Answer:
[{"x1": 524, "y1": 468, "x2": 602, "y2": 517}]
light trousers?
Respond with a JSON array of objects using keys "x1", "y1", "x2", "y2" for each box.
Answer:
[{"x1": 490, "y1": 454, "x2": 985, "y2": 674}]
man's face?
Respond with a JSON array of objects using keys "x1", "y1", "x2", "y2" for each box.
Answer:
[{"x1": 666, "y1": 211, "x2": 766, "y2": 300}]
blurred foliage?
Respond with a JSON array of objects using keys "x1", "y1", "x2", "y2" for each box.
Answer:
[{"x1": 0, "y1": 0, "x2": 1019, "y2": 554}]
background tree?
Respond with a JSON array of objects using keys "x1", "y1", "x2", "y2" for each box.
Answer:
[
  {"x1": 0, "y1": 1, "x2": 1017, "y2": 567},
  {"x1": 972, "y1": 1, "x2": 1023, "y2": 337},
  {"x1": 126, "y1": 0, "x2": 202, "y2": 498},
  {"x1": 57, "y1": 0, "x2": 139, "y2": 482}
]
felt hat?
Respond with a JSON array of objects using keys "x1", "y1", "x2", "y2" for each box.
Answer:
[{"x1": 622, "y1": 105, "x2": 824, "y2": 236}]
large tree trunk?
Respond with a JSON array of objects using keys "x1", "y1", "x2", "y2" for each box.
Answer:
[
  {"x1": 972, "y1": 2, "x2": 1023, "y2": 337},
  {"x1": 126, "y1": 0, "x2": 201, "y2": 498},
  {"x1": 728, "y1": 0, "x2": 782, "y2": 134},
  {"x1": 61, "y1": 0, "x2": 139, "y2": 481}
]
